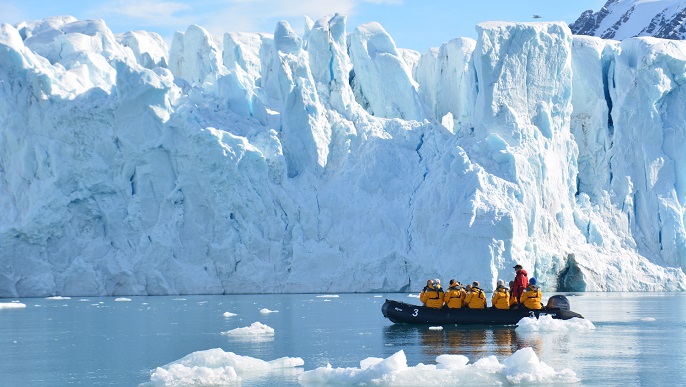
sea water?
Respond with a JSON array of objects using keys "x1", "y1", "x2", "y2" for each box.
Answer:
[{"x1": 0, "y1": 292, "x2": 684, "y2": 386}]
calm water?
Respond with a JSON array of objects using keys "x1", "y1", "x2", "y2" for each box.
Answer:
[{"x1": 0, "y1": 292, "x2": 685, "y2": 386}]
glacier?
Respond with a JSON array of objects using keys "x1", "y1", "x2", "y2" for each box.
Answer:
[{"x1": 1, "y1": 15, "x2": 685, "y2": 297}]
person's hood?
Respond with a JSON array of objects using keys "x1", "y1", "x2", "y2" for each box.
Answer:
[{"x1": 519, "y1": 269, "x2": 528, "y2": 276}]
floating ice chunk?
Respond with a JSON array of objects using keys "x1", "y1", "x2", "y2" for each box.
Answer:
[
  {"x1": 373, "y1": 295, "x2": 383, "y2": 298},
  {"x1": 0, "y1": 302, "x2": 26, "y2": 309},
  {"x1": 46, "y1": 296, "x2": 71, "y2": 300},
  {"x1": 146, "y1": 347, "x2": 303, "y2": 386},
  {"x1": 299, "y1": 348, "x2": 578, "y2": 385},
  {"x1": 223, "y1": 311, "x2": 237, "y2": 317},
  {"x1": 429, "y1": 326, "x2": 443, "y2": 330},
  {"x1": 640, "y1": 317, "x2": 656, "y2": 322},
  {"x1": 114, "y1": 297, "x2": 132, "y2": 302},
  {"x1": 78, "y1": 299, "x2": 90, "y2": 302},
  {"x1": 150, "y1": 362, "x2": 239, "y2": 385},
  {"x1": 222, "y1": 322, "x2": 274, "y2": 336},
  {"x1": 316, "y1": 295, "x2": 339, "y2": 298},
  {"x1": 407, "y1": 294, "x2": 420, "y2": 298},
  {"x1": 259, "y1": 308, "x2": 279, "y2": 314},
  {"x1": 502, "y1": 347, "x2": 579, "y2": 384},
  {"x1": 516, "y1": 315, "x2": 596, "y2": 332}
]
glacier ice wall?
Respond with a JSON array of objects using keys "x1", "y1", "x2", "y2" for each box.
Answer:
[{"x1": 0, "y1": 15, "x2": 685, "y2": 296}]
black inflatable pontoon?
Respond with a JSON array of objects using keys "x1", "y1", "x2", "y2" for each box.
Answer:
[{"x1": 381, "y1": 295, "x2": 583, "y2": 325}]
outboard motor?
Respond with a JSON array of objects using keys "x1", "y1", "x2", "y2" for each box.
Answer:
[{"x1": 546, "y1": 295, "x2": 571, "y2": 311}]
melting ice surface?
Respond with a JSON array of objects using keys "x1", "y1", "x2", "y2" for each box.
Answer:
[
  {"x1": 148, "y1": 346, "x2": 578, "y2": 386},
  {"x1": 298, "y1": 347, "x2": 578, "y2": 386},
  {"x1": 144, "y1": 348, "x2": 304, "y2": 386},
  {"x1": 516, "y1": 315, "x2": 596, "y2": 332}
]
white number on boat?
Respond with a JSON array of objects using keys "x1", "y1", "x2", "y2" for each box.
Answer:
[{"x1": 412, "y1": 309, "x2": 419, "y2": 317}]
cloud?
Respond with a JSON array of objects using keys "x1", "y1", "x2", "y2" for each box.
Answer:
[
  {"x1": 0, "y1": 1, "x2": 29, "y2": 25},
  {"x1": 94, "y1": 0, "x2": 197, "y2": 28},
  {"x1": 93, "y1": 0, "x2": 358, "y2": 36},
  {"x1": 200, "y1": 0, "x2": 357, "y2": 35}
]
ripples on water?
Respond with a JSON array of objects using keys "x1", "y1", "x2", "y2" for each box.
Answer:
[{"x1": 0, "y1": 292, "x2": 684, "y2": 385}]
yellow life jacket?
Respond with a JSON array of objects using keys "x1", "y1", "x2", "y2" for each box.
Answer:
[
  {"x1": 444, "y1": 286, "x2": 466, "y2": 308},
  {"x1": 465, "y1": 287, "x2": 486, "y2": 309},
  {"x1": 521, "y1": 285, "x2": 542, "y2": 310},
  {"x1": 491, "y1": 288, "x2": 510, "y2": 310}
]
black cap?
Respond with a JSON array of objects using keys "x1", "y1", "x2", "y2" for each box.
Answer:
[{"x1": 513, "y1": 264, "x2": 523, "y2": 269}]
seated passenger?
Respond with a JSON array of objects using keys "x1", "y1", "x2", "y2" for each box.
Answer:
[
  {"x1": 420, "y1": 279, "x2": 445, "y2": 309},
  {"x1": 465, "y1": 281, "x2": 487, "y2": 309},
  {"x1": 491, "y1": 279, "x2": 510, "y2": 310},
  {"x1": 508, "y1": 280, "x2": 518, "y2": 307},
  {"x1": 444, "y1": 279, "x2": 466, "y2": 308},
  {"x1": 520, "y1": 277, "x2": 542, "y2": 310}
]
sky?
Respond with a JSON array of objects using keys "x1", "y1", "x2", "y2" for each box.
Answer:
[{"x1": 1, "y1": 0, "x2": 608, "y2": 52}]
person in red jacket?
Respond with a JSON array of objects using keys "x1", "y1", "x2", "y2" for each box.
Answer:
[{"x1": 512, "y1": 264, "x2": 529, "y2": 304}]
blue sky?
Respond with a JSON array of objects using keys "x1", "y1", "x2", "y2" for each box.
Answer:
[{"x1": 1, "y1": 0, "x2": 606, "y2": 52}]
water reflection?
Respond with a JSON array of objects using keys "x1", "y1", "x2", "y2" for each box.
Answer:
[{"x1": 382, "y1": 324, "x2": 543, "y2": 362}]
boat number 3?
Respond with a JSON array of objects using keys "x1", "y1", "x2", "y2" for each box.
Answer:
[
  {"x1": 528, "y1": 311, "x2": 535, "y2": 318},
  {"x1": 412, "y1": 309, "x2": 419, "y2": 317}
]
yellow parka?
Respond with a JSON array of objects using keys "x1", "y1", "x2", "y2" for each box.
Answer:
[
  {"x1": 444, "y1": 285, "x2": 466, "y2": 308},
  {"x1": 420, "y1": 285, "x2": 445, "y2": 308},
  {"x1": 520, "y1": 285, "x2": 542, "y2": 310},
  {"x1": 465, "y1": 287, "x2": 487, "y2": 309},
  {"x1": 491, "y1": 287, "x2": 510, "y2": 310}
]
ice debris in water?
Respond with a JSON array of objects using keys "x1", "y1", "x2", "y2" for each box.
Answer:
[
  {"x1": 221, "y1": 322, "x2": 274, "y2": 336},
  {"x1": 299, "y1": 347, "x2": 579, "y2": 385},
  {"x1": 259, "y1": 308, "x2": 279, "y2": 314},
  {"x1": 145, "y1": 347, "x2": 303, "y2": 386},
  {"x1": 316, "y1": 295, "x2": 340, "y2": 298},
  {"x1": 45, "y1": 296, "x2": 71, "y2": 300},
  {"x1": 222, "y1": 311, "x2": 237, "y2": 317},
  {"x1": 0, "y1": 302, "x2": 26, "y2": 309},
  {"x1": 516, "y1": 314, "x2": 596, "y2": 332},
  {"x1": 114, "y1": 297, "x2": 132, "y2": 302}
]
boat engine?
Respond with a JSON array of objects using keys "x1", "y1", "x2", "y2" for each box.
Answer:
[{"x1": 546, "y1": 295, "x2": 571, "y2": 311}]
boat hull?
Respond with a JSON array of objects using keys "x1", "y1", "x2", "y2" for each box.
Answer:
[{"x1": 381, "y1": 299, "x2": 583, "y2": 325}]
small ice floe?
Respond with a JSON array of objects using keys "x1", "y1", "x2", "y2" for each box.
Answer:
[
  {"x1": 516, "y1": 314, "x2": 595, "y2": 332},
  {"x1": 223, "y1": 311, "x2": 238, "y2": 317},
  {"x1": 222, "y1": 322, "x2": 275, "y2": 337},
  {"x1": 114, "y1": 298, "x2": 132, "y2": 302},
  {"x1": 145, "y1": 348, "x2": 303, "y2": 386},
  {"x1": 373, "y1": 295, "x2": 383, "y2": 298},
  {"x1": 298, "y1": 347, "x2": 578, "y2": 385},
  {"x1": 640, "y1": 317, "x2": 656, "y2": 322},
  {"x1": 78, "y1": 299, "x2": 90, "y2": 302},
  {"x1": 173, "y1": 298, "x2": 187, "y2": 301},
  {"x1": 407, "y1": 294, "x2": 420, "y2": 298},
  {"x1": 45, "y1": 296, "x2": 71, "y2": 300},
  {"x1": 259, "y1": 308, "x2": 279, "y2": 314},
  {"x1": 0, "y1": 302, "x2": 26, "y2": 309},
  {"x1": 429, "y1": 326, "x2": 443, "y2": 331},
  {"x1": 316, "y1": 295, "x2": 339, "y2": 298}
]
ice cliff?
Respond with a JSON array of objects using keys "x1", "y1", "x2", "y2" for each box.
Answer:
[{"x1": 1, "y1": 15, "x2": 685, "y2": 297}]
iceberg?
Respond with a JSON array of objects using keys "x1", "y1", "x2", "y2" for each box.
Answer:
[{"x1": 1, "y1": 14, "x2": 685, "y2": 297}]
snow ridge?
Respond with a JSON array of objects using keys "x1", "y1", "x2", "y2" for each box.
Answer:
[{"x1": 570, "y1": 0, "x2": 686, "y2": 40}]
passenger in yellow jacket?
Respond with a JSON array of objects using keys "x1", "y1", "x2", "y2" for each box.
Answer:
[
  {"x1": 420, "y1": 279, "x2": 445, "y2": 309},
  {"x1": 444, "y1": 279, "x2": 466, "y2": 308},
  {"x1": 508, "y1": 280, "x2": 518, "y2": 307},
  {"x1": 465, "y1": 281, "x2": 487, "y2": 309},
  {"x1": 491, "y1": 279, "x2": 510, "y2": 310},
  {"x1": 520, "y1": 277, "x2": 542, "y2": 310}
]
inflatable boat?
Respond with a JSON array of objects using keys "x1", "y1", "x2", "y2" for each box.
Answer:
[{"x1": 381, "y1": 295, "x2": 583, "y2": 325}]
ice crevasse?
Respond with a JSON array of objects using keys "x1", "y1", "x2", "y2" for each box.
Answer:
[{"x1": 0, "y1": 14, "x2": 685, "y2": 297}]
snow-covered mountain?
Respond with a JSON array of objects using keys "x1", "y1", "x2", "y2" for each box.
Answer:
[
  {"x1": 1, "y1": 15, "x2": 686, "y2": 297},
  {"x1": 570, "y1": 0, "x2": 686, "y2": 40}
]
